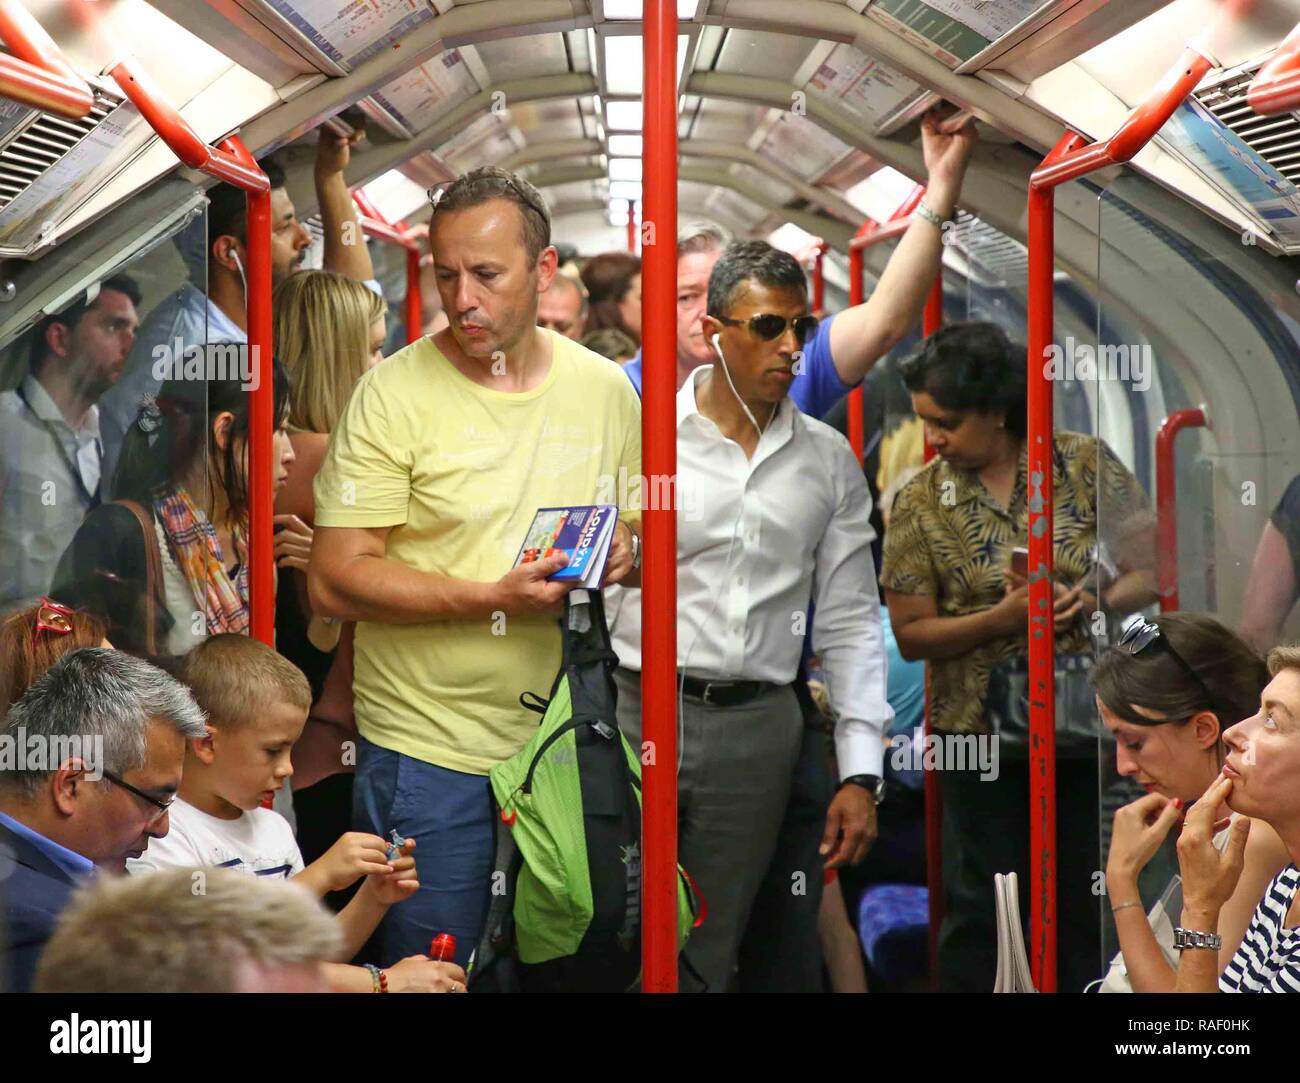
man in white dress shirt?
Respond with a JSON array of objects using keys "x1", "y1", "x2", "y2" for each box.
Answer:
[
  {"x1": 0, "y1": 276, "x2": 141, "y2": 610},
  {"x1": 609, "y1": 241, "x2": 893, "y2": 991}
]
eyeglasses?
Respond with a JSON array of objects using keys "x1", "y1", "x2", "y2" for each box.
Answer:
[
  {"x1": 102, "y1": 769, "x2": 176, "y2": 821},
  {"x1": 713, "y1": 313, "x2": 819, "y2": 346},
  {"x1": 428, "y1": 174, "x2": 550, "y2": 230},
  {"x1": 1116, "y1": 617, "x2": 1219, "y2": 714},
  {"x1": 32, "y1": 596, "x2": 74, "y2": 646}
]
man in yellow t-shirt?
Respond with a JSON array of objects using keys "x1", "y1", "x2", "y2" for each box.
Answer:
[{"x1": 309, "y1": 167, "x2": 642, "y2": 968}]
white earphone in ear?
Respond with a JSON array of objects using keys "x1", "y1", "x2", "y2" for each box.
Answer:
[
  {"x1": 712, "y1": 332, "x2": 721, "y2": 350},
  {"x1": 228, "y1": 248, "x2": 243, "y2": 274}
]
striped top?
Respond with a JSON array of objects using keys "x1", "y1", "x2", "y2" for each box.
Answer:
[{"x1": 1220, "y1": 865, "x2": 1300, "y2": 993}]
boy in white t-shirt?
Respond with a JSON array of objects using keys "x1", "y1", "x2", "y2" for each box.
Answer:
[{"x1": 128, "y1": 634, "x2": 465, "y2": 993}]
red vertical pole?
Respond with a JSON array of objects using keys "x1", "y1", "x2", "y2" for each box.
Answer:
[
  {"x1": 812, "y1": 244, "x2": 826, "y2": 314},
  {"x1": 405, "y1": 246, "x2": 422, "y2": 344},
  {"x1": 224, "y1": 135, "x2": 275, "y2": 648},
  {"x1": 920, "y1": 267, "x2": 943, "y2": 986},
  {"x1": 641, "y1": 0, "x2": 679, "y2": 994},
  {"x1": 845, "y1": 243, "x2": 865, "y2": 466},
  {"x1": 1026, "y1": 132, "x2": 1081, "y2": 993},
  {"x1": 627, "y1": 200, "x2": 638, "y2": 254}
]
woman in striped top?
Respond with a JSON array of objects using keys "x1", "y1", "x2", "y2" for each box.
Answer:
[{"x1": 1174, "y1": 644, "x2": 1300, "y2": 993}]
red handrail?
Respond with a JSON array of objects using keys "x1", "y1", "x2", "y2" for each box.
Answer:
[
  {"x1": 641, "y1": 0, "x2": 679, "y2": 994},
  {"x1": 627, "y1": 200, "x2": 638, "y2": 254},
  {"x1": 1248, "y1": 21, "x2": 1300, "y2": 115},
  {"x1": 1026, "y1": 44, "x2": 1215, "y2": 992},
  {"x1": 810, "y1": 241, "x2": 827, "y2": 314},
  {"x1": 1155, "y1": 408, "x2": 1208, "y2": 612},
  {"x1": 0, "y1": 0, "x2": 93, "y2": 118},
  {"x1": 845, "y1": 221, "x2": 872, "y2": 465},
  {"x1": 353, "y1": 189, "x2": 423, "y2": 344},
  {"x1": 103, "y1": 54, "x2": 275, "y2": 647}
]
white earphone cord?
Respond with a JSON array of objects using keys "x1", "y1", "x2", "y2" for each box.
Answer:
[{"x1": 673, "y1": 335, "x2": 770, "y2": 770}]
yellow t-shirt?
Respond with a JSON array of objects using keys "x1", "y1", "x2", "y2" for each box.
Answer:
[{"x1": 313, "y1": 332, "x2": 642, "y2": 775}]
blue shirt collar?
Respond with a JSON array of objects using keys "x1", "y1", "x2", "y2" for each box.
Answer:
[{"x1": 0, "y1": 809, "x2": 95, "y2": 880}]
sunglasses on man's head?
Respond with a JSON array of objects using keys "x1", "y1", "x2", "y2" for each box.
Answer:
[
  {"x1": 713, "y1": 313, "x2": 818, "y2": 346},
  {"x1": 1116, "y1": 616, "x2": 1218, "y2": 712}
]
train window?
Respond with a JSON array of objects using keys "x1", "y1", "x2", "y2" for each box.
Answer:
[{"x1": 0, "y1": 203, "x2": 238, "y2": 660}]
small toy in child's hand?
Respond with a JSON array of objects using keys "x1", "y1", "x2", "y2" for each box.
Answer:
[{"x1": 386, "y1": 829, "x2": 404, "y2": 862}]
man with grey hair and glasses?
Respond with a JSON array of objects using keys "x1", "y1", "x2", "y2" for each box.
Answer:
[{"x1": 0, "y1": 647, "x2": 205, "y2": 992}]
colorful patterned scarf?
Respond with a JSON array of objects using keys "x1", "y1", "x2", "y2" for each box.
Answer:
[{"x1": 154, "y1": 485, "x2": 250, "y2": 635}]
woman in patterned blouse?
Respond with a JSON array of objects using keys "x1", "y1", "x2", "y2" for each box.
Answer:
[{"x1": 879, "y1": 322, "x2": 1158, "y2": 991}]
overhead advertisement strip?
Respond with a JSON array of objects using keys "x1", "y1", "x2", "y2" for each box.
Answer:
[
  {"x1": 1154, "y1": 61, "x2": 1300, "y2": 254},
  {"x1": 239, "y1": 0, "x2": 435, "y2": 73},
  {"x1": 807, "y1": 42, "x2": 934, "y2": 137}
]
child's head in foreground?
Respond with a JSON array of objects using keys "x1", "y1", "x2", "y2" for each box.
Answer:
[{"x1": 178, "y1": 634, "x2": 311, "y2": 814}]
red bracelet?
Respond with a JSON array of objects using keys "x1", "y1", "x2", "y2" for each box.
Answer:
[{"x1": 378, "y1": 968, "x2": 388, "y2": 993}]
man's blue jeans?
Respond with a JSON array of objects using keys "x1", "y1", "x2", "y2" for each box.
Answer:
[{"x1": 352, "y1": 735, "x2": 495, "y2": 969}]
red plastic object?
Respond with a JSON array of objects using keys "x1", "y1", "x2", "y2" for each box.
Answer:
[
  {"x1": 1026, "y1": 45, "x2": 1214, "y2": 992},
  {"x1": 1248, "y1": 21, "x2": 1300, "y2": 115},
  {"x1": 0, "y1": 0, "x2": 93, "y2": 118},
  {"x1": 429, "y1": 933, "x2": 457, "y2": 962},
  {"x1": 1155, "y1": 408, "x2": 1207, "y2": 612},
  {"x1": 641, "y1": 0, "x2": 680, "y2": 994}
]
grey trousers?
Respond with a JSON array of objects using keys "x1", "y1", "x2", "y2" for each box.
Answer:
[{"x1": 613, "y1": 666, "x2": 803, "y2": 993}]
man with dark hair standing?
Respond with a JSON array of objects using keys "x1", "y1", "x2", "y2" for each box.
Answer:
[
  {"x1": 609, "y1": 240, "x2": 893, "y2": 993},
  {"x1": 97, "y1": 129, "x2": 380, "y2": 491},
  {"x1": 0, "y1": 276, "x2": 141, "y2": 608},
  {"x1": 309, "y1": 166, "x2": 642, "y2": 968}
]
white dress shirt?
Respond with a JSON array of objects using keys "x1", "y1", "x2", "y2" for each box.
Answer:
[
  {"x1": 608, "y1": 366, "x2": 893, "y2": 777},
  {"x1": 0, "y1": 374, "x2": 103, "y2": 608}
]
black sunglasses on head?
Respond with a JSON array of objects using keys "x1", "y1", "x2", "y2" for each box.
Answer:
[
  {"x1": 1116, "y1": 617, "x2": 1219, "y2": 713},
  {"x1": 713, "y1": 313, "x2": 818, "y2": 346}
]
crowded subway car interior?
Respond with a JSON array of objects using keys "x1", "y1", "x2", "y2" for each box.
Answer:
[{"x1": 1, "y1": 0, "x2": 1300, "y2": 1010}]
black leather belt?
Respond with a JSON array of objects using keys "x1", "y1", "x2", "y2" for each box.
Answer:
[{"x1": 679, "y1": 676, "x2": 777, "y2": 707}]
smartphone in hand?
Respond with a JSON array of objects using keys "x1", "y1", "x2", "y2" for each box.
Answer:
[{"x1": 1009, "y1": 546, "x2": 1030, "y2": 579}]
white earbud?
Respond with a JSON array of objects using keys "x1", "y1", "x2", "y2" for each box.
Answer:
[
  {"x1": 709, "y1": 329, "x2": 768, "y2": 440},
  {"x1": 228, "y1": 247, "x2": 248, "y2": 302}
]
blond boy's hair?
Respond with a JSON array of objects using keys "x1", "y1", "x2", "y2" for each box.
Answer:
[
  {"x1": 179, "y1": 633, "x2": 311, "y2": 731},
  {"x1": 1266, "y1": 643, "x2": 1300, "y2": 678},
  {"x1": 34, "y1": 867, "x2": 340, "y2": 992}
]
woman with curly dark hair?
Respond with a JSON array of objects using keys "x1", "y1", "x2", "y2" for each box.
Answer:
[{"x1": 880, "y1": 320, "x2": 1159, "y2": 991}]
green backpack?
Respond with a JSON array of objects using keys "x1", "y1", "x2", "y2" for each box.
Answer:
[{"x1": 480, "y1": 589, "x2": 699, "y2": 993}]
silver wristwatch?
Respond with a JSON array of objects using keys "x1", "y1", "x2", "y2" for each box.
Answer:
[
  {"x1": 1173, "y1": 926, "x2": 1222, "y2": 951},
  {"x1": 629, "y1": 528, "x2": 641, "y2": 571},
  {"x1": 914, "y1": 199, "x2": 951, "y2": 228}
]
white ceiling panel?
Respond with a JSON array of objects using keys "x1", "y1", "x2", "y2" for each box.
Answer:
[
  {"x1": 475, "y1": 33, "x2": 574, "y2": 82},
  {"x1": 713, "y1": 29, "x2": 820, "y2": 85}
]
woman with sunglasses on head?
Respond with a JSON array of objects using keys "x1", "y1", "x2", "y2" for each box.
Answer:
[
  {"x1": 50, "y1": 367, "x2": 295, "y2": 658},
  {"x1": 0, "y1": 598, "x2": 110, "y2": 717},
  {"x1": 880, "y1": 321, "x2": 1159, "y2": 992},
  {"x1": 1094, "y1": 613, "x2": 1288, "y2": 992}
]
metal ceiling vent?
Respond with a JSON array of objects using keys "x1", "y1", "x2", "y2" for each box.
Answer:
[
  {"x1": 1194, "y1": 66, "x2": 1300, "y2": 188},
  {"x1": 0, "y1": 76, "x2": 130, "y2": 258}
]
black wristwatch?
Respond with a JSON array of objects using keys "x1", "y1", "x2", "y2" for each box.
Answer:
[{"x1": 840, "y1": 774, "x2": 885, "y2": 804}]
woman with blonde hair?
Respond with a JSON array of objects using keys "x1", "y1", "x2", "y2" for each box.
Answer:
[{"x1": 271, "y1": 269, "x2": 386, "y2": 906}]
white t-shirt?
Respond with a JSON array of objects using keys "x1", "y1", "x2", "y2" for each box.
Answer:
[{"x1": 127, "y1": 796, "x2": 304, "y2": 879}]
